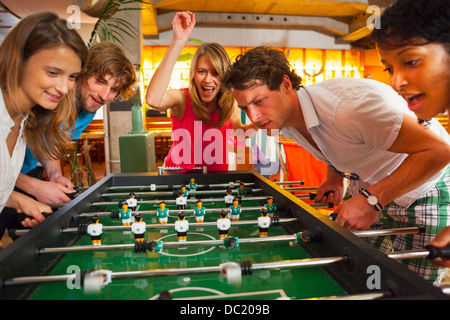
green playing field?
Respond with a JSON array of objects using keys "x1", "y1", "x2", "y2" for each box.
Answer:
[{"x1": 28, "y1": 188, "x2": 346, "y2": 300}]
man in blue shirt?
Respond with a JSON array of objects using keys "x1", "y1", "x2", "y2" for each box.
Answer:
[{"x1": 14, "y1": 42, "x2": 137, "y2": 204}]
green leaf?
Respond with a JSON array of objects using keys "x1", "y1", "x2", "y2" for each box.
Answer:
[
  {"x1": 190, "y1": 38, "x2": 204, "y2": 45},
  {"x1": 177, "y1": 53, "x2": 193, "y2": 61},
  {"x1": 88, "y1": 0, "x2": 147, "y2": 46}
]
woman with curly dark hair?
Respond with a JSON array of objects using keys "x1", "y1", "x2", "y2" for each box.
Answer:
[
  {"x1": 371, "y1": 0, "x2": 450, "y2": 121},
  {"x1": 372, "y1": 0, "x2": 450, "y2": 270}
]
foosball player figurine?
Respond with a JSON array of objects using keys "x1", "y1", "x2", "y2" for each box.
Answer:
[
  {"x1": 179, "y1": 184, "x2": 189, "y2": 198},
  {"x1": 265, "y1": 196, "x2": 276, "y2": 217},
  {"x1": 176, "y1": 191, "x2": 187, "y2": 210},
  {"x1": 194, "y1": 199, "x2": 206, "y2": 223},
  {"x1": 258, "y1": 208, "x2": 271, "y2": 237},
  {"x1": 156, "y1": 201, "x2": 169, "y2": 224},
  {"x1": 236, "y1": 182, "x2": 247, "y2": 203},
  {"x1": 188, "y1": 178, "x2": 197, "y2": 191},
  {"x1": 87, "y1": 215, "x2": 103, "y2": 246},
  {"x1": 237, "y1": 182, "x2": 246, "y2": 195},
  {"x1": 131, "y1": 213, "x2": 146, "y2": 242},
  {"x1": 217, "y1": 209, "x2": 231, "y2": 239},
  {"x1": 126, "y1": 192, "x2": 138, "y2": 211},
  {"x1": 148, "y1": 240, "x2": 163, "y2": 253},
  {"x1": 224, "y1": 189, "x2": 234, "y2": 207},
  {"x1": 175, "y1": 211, "x2": 189, "y2": 242},
  {"x1": 119, "y1": 200, "x2": 132, "y2": 226},
  {"x1": 224, "y1": 236, "x2": 239, "y2": 249},
  {"x1": 229, "y1": 197, "x2": 241, "y2": 221}
]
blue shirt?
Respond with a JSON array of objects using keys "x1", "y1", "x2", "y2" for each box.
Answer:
[{"x1": 21, "y1": 110, "x2": 96, "y2": 174}]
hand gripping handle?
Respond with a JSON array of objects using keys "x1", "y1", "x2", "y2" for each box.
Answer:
[{"x1": 424, "y1": 244, "x2": 450, "y2": 260}]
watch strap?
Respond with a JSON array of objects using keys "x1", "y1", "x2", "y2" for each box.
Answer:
[{"x1": 359, "y1": 188, "x2": 383, "y2": 212}]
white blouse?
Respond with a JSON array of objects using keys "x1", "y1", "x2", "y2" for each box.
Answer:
[{"x1": 0, "y1": 89, "x2": 28, "y2": 212}]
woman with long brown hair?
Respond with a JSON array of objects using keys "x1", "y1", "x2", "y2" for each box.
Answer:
[{"x1": 0, "y1": 11, "x2": 88, "y2": 235}]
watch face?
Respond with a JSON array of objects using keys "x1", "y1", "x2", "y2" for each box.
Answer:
[{"x1": 367, "y1": 195, "x2": 378, "y2": 206}]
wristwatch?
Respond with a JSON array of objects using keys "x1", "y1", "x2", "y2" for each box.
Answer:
[{"x1": 359, "y1": 188, "x2": 383, "y2": 212}]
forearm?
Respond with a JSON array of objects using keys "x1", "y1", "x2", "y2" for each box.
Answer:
[
  {"x1": 15, "y1": 173, "x2": 40, "y2": 196},
  {"x1": 41, "y1": 159, "x2": 62, "y2": 182},
  {"x1": 145, "y1": 39, "x2": 186, "y2": 109},
  {"x1": 367, "y1": 114, "x2": 450, "y2": 207},
  {"x1": 368, "y1": 151, "x2": 450, "y2": 207},
  {"x1": 326, "y1": 165, "x2": 345, "y2": 185},
  {"x1": 5, "y1": 190, "x2": 27, "y2": 211}
]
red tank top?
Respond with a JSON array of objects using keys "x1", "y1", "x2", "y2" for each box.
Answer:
[{"x1": 164, "y1": 89, "x2": 231, "y2": 171}]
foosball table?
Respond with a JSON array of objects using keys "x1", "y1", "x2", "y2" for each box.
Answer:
[{"x1": 0, "y1": 170, "x2": 448, "y2": 300}]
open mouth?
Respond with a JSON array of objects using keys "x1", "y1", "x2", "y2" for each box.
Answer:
[
  {"x1": 403, "y1": 93, "x2": 425, "y2": 112},
  {"x1": 201, "y1": 86, "x2": 215, "y2": 96}
]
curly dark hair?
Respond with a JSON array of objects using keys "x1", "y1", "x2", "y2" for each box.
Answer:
[
  {"x1": 371, "y1": 0, "x2": 450, "y2": 53},
  {"x1": 223, "y1": 46, "x2": 302, "y2": 91}
]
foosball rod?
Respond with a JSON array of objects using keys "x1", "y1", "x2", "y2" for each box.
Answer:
[
  {"x1": 38, "y1": 234, "x2": 299, "y2": 254},
  {"x1": 100, "y1": 186, "x2": 317, "y2": 199},
  {"x1": 6, "y1": 244, "x2": 450, "y2": 288},
  {"x1": 10, "y1": 217, "x2": 296, "y2": 238},
  {"x1": 37, "y1": 226, "x2": 427, "y2": 254},
  {"x1": 79, "y1": 205, "x2": 278, "y2": 217},
  {"x1": 45, "y1": 187, "x2": 319, "y2": 208},
  {"x1": 102, "y1": 189, "x2": 264, "y2": 198},
  {"x1": 106, "y1": 180, "x2": 306, "y2": 192},
  {"x1": 63, "y1": 217, "x2": 298, "y2": 233},
  {"x1": 2, "y1": 256, "x2": 348, "y2": 288},
  {"x1": 78, "y1": 195, "x2": 324, "y2": 217},
  {"x1": 89, "y1": 196, "x2": 323, "y2": 209}
]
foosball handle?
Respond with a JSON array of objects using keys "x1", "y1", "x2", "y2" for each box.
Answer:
[
  {"x1": 424, "y1": 244, "x2": 450, "y2": 260},
  {"x1": 65, "y1": 192, "x2": 77, "y2": 200},
  {"x1": 310, "y1": 190, "x2": 334, "y2": 200},
  {"x1": 329, "y1": 213, "x2": 338, "y2": 221},
  {"x1": 16, "y1": 212, "x2": 51, "y2": 223}
]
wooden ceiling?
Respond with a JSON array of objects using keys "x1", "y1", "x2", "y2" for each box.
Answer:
[
  {"x1": 143, "y1": 0, "x2": 393, "y2": 45},
  {"x1": 0, "y1": 0, "x2": 393, "y2": 46}
]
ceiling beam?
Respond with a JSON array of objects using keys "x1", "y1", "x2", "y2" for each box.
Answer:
[
  {"x1": 339, "y1": 6, "x2": 382, "y2": 42},
  {"x1": 152, "y1": 0, "x2": 186, "y2": 9},
  {"x1": 142, "y1": 2, "x2": 159, "y2": 37},
  {"x1": 156, "y1": 11, "x2": 349, "y2": 38}
]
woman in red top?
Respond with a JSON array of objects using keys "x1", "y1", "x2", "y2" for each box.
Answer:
[{"x1": 146, "y1": 11, "x2": 256, "y2": 171}]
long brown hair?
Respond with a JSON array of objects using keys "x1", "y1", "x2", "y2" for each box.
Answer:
[
  {"x1": 188, "y1": 43, "x2": 234, "y2": 128},
  {"x1": 0, "y1": 11, "x2": 88, "y2": 161}
]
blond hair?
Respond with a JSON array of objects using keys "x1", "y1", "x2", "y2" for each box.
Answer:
[
  {"x1": 0, "y1": 11, "x2": 88, "y2": 161},
  {"x1": 188, "y1": 43, "x2": 234, "y2": 128}
]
